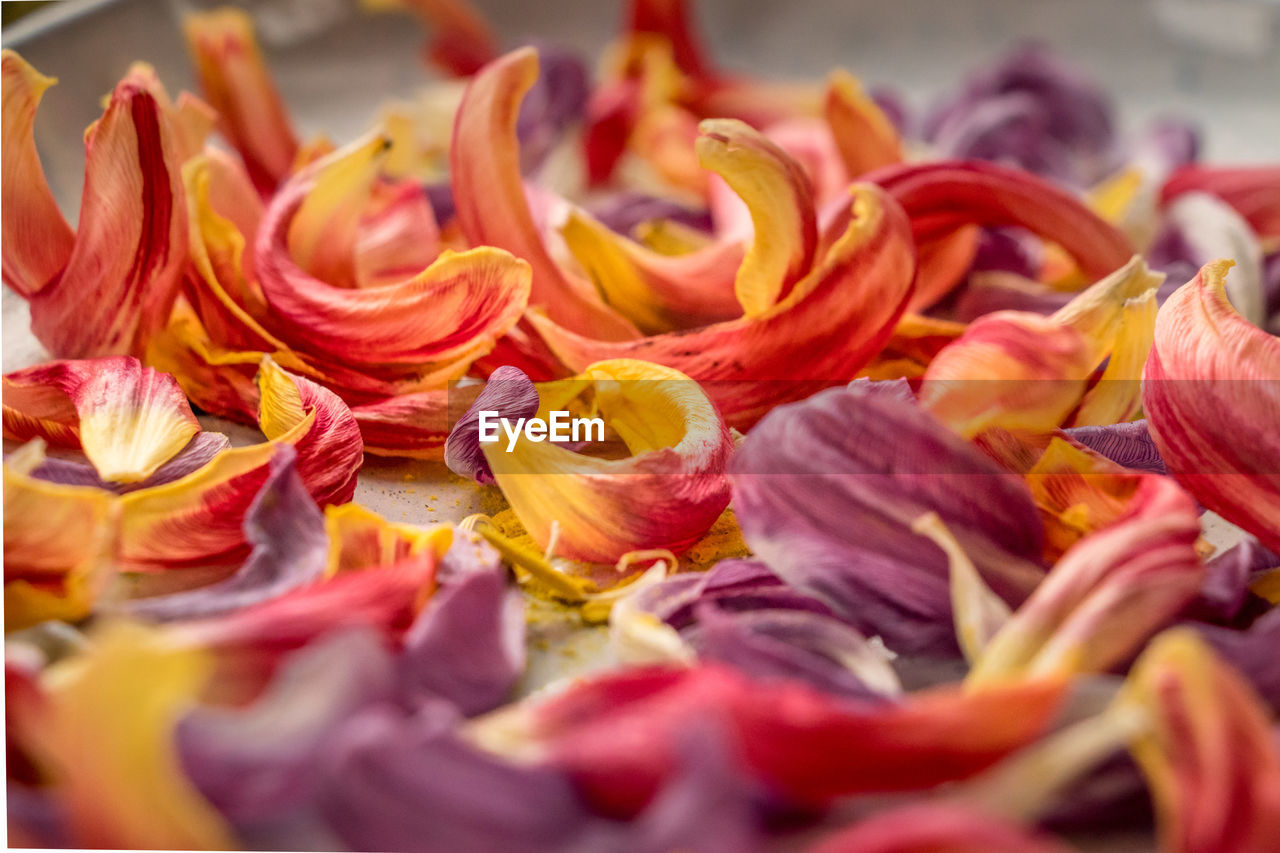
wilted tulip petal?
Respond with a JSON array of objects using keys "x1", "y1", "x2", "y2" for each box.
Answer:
[
  {"x1": 4, "y1": 441, "x2": 120, "y2": 630},
  {"x1": 363, "y1": 0, "x2": 499, "y2": 76},
  {"x1": 1161, "y1": 165, "x2": 1280, "y2": 240},
  {"x1": 183, "y1": 8, "x2": 299, "y2": 193},
  {"x1": 968, "y1": 443, "x2": 1202, "y2": 683},
  {"x1": 530, "y1": 183, "x2": 916, "y2": 428},
  {"x1": 452, "y1": 47, "x2": 639, "y2": 341},
  {"x1": 824, "y1": 68, "x2": 903, "y2": 177},
  {"x1": 444, "y1": 365, "x2": 540, "y2": 484},
  {"x1": 482, "y1": 664, "x2": 1065, "y2": 816},
  {"x1": 122, "y1": 445, "x2": 327, "y2": 621},
  {"x1": 4, "y1": 357, "x2": 200, "y2": 483},
  {"x1": 1199, "y1": 607, "x2": 1280, "y2": 713},
  {"x1": 30, "y1": 431, "x2": 232, "y2": 493},
  {"x1": 867, "y1": 160, "x2": 1132, "y2": 310},
  {"x1": 3, "y1": 53, "x2": 188, "y2": 358},
  {"x1": 398, "y1": 566, "x2": 525, "y2": 715},
  {"x1": 808, "y1": 803, "x2": 1074, "y2": 853},
  {"x1": 7, "y1": 621, "x2": 234, "y2": 849},
  {"x1": 1063, "y1": 419, "x2": 1166, "y2": 475},
  {"x1": 1123, "y1": 629, "x2": 1280, "y2": 853},
  {"x1": 730, "y1": 386, "x2": 1046, "y2": 655},
  {"x1": 481, "y1": 359, "x2": 734, "y2": 563},
  {"x1": 257, "y1": 135, "x2": 532, "y2": 366},
  {"x1": 1142, "y1": 259, "x2": 1280, "y2": 553}
]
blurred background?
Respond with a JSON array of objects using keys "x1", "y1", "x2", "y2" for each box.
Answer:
[{"x1": 4, "y1": 0, "x2": 1278, "y2": 221}]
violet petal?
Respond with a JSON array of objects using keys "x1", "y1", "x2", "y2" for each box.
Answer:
[
  {"x1": 516, "y1": 45, "x2": 590, "y2": 175},
  {"x1": 585, "y1": 191, "x2": 713, "y2": 237},
  {"x1": 399, "y1": 567, "x2": 526, "y2": 716},
  {"x1": 443, "y1": 366, "x2": 539, "y2": 484},
  {"x1": 1186, "y1": 538, "x2": 1279, "y2": 624},
  {"x1": 729, "y1": 387, "x2": 1046, "y2": 656},
  {"x1": 1199, "y1": 607, "x2": 1280, "y2": 713},
  {"x1": 1063, "y1": 420, "x2": 1167, "y2": 475},
  {"x1": 123, "y1": 445, "x2": 327, "y2": 621}
]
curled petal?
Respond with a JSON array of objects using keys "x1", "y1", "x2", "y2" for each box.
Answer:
[
  {"x1": 4, "y1": 357, "x2": 200, "y2": 483},
  {"x1": 363, "y1": 0, "x2": 499, "y2": 76},
  {"x1": 324, "y1": 502, "x2": 453, "y2": 577},
  {"x1": 808, "y1": 803, "x2": 1073, "y2": 853},
  {"x1": 122, "y1": 445, "x2": 327, "y2": 621},
  {"x1": 969, "y1": 443, "x2": 1202, "y2": 683},
  {"x1": 729, "y1": 385, "x2": 1046, "y2": 655},
  {"x1": 530, "y1": 183, "x2": 917, "y2": 428},
  {"x1": 483, "y1": 359, "x2": 734, "y2": 563},
  {"x1": 1063, "y1": 419, "x2": 1166, "y2": 474},
  {"x1": 444, "y1": 365, "x2": 540, "y2": 483},
  {"x1": 824, "y1": 68, "x2": 903, "y2": 177},
  {"x1": 29, "y1": 431, "x2": 232, "y2": 494},
  {"x1": 257, "y1": 135, "x2": 532, "y2": 367},
  {"x1": 3, "y1": 442, "x2": 121, "y2": 630},
  {"x1": 14, "y1": 62, "x2": 187, "y2": 358},
  {"x1": 183, "y1": 8, "x2": 298, "y2": 193},
  {"x1": 1142, "y1": 259, "x2": 1280, "y2": 553},
  {"x1": 1161, "y1": 165, "x2": 1280, "y2": 239},
  {"x1": 452, "y1": 47, "x2": 638, "y2": 340},
  {"x1": 484, "y1": 664, "x2": 1066, "y2": 816},
  {"x1": 868, "y1": 160, "x2": 1132, "y2": 309},
  {"x1": 1, "y1": 50, "x2": 73, "y2": 297},
  {"x1": 350, "y1": 389, "x2": 457, "y2": 459},
  {"x1": 9, "y1": 621, "x2": 233, "y2": 848},
  {"x1": 1123, "y1": 629, "x2": 1280, "y2": 853},
  {"x1": 696, "y1": 118, "x2": 817, "y2": 315}
]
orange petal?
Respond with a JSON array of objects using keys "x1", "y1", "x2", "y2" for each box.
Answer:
[
  {"x1": 530, "y1": 183, "x2": 916, "y2": 428},
  {"x1": 258, "y1": 135, "x2": 533, "y2": 367},
  {"x1": 1142, "y1": 259, "x2": 1280, "y2": 553},
  {"x1": 183, "y1": 7, "x2": 299, "y2": 193},
  {"x1": 16, "y1": 63, "x2": 188, "y2": 358},
  {"x1": 1, "y1": 50, "x2": 73, "y2": 297},
  {"x1": 969, "y1": 450, "x2": 1201, "y2": 683},
  {"x1": 4, "y1": 357, "x2": 201, "y2": 483},
  {"x1": 3, "y1": 441, "x2": 121, "y2": 630},
  {"x1": 451, "y1": 47, "x2": 639, "y2": 341},
  {"x1": 1123, "y1": 629, "x2": 1280, "y2": 853},
  {"x1": 483, "y1": 359, "x2": 734, "y2": 563},
  {"x1": 362, "y1": 0, "x2": 499, "y2": 76},
  {"x1": 824, "y1": 68, "x2": 903, "y2": 177}
]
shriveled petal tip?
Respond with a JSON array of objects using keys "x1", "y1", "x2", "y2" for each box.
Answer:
[
  {"x1": 4, "y1": 442, "x2": 121, "y2": 630},
  {"x1": 729, "y1": 385, "x2": 1046, "y2": 656},
  {"x1": 444, "y1": 366, "x2": 539, "y2": 483},
  {"x1": 1, "y1": 50, "x2": 74, "y2": 298},
  {"x1": 1124, "y1": 629, "x2": 1280, "y2": 853},
  {"x1": 452, "y1": 47, "x2": 638, "y2": 341},
  {"x1": 1142, "y1": 259, "x2": 1280, "y2": 554},
  {"x1": 4, "y1": 357, "x2": 200, "y2": 483},
  {"x1": 695, "y1": 118, "x2": 817, "y2": 315},
  {"x1": 256, "y1": 134, "x2": 532, "y2": 367},
  {"x1": 20, "y1": 63, "x2": 188, "y2": 358},
  {"x1": 808, "y1": 803, "x2": 1073, "y2": 853},
  {"x1": 183, "y1": 7, "x2": 298, "y2": 193},
  {"x1": 485, "y1": 359, "x2": 734, "y2": 563},
  {"x1": 530, "y1": 183, "x2": 917, "y2": 428},
  {"x1": 824, "y1": 68, "x2": 903, "y2": 177},
  {"x1": 12, "y1": 621, "x2": 234, "y2": 849}
]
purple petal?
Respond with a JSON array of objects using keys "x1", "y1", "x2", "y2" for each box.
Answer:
[
  {"x1": 685, "y1": 603, "x2": 898, "y2": 701},
  {"x1": 952, "y1": 275, "x2": 1074, "y2": 322},
  {"x1": 318, "y1": 703, "x2": 603, "y2": 853},
  {"x1": 517, "y1": 45, "x2": 589, "y2": 174},
  {"x1": 426, "y1": 180, "x2": 456, "y2": 226},
  {"x1": 123, "y1": 444, "x2": 327, "y2": 621},
  {"x1": 970, "y1": 227, "x2": 1042, "y2": 278},
  {"x1": 924, "y1": 43, "x2": 1114, "y2": 185},
  {"x1": 1264, "y1": 251, "x2": 1280, "y2": 335},
  {"x1": 869, "y1": 85, "x2": 911, "y2": 137},
  {"x1": 443, "y1": 366, "x2": 539, "y2": 484},
  {"x1": 1199, "y1": 607, "x2": 1280, "y2": 713},
  {"x1": 399, "y1": 566, "x2": 526, "y2": 716},
  {"x1": 729, "y1": 387, "x2": 1046, "y2": 656},
  {"x1": 1041, "y1": 752, "x2": 1151, "y2": 833},
  {"x1": 177, "y1": 629, "x2": 397, "y2": 826},
  {"x1": 5, "y1": 785, "x2": 69, "y2": 848},
  {"x1": 1124, "y1": 116, "x2": 1200, "y2": 174},
  {"x1": 845, "y1": 377, "x2": 916, "y2": 405},
  {"x1": 631, "y1": 558, "x2": 838, "y2": 630},
  {"x1": 29, "y1": 431, "x2": 231, "y2": 494},
  {"x1": 585, "y1": 191, "x2": 713, "y2": 236},
  {"x1": 1063, "y1": 420, "x2": 1167, "y2": 475},
  {"x1": 1185, "y1": 538, "x2": 1279, "y2": 624}
]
